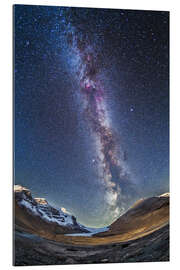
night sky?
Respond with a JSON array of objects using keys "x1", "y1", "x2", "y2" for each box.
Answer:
[{"x1": 14, "y1": 5, "x2": 169, "y2": 227}]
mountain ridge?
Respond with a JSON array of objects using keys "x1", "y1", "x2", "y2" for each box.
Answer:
[
  {"x1": 95, "y1": 192, "x2": 169, "y2": 239},
  {"x1": 14, "y1": 185, "x2": 169, "y2": 244},
  {"x1": 14, "y1": 184, "x2": 90, "y2": 236}
]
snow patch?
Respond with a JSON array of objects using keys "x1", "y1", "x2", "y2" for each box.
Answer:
[{"x1": 19, "y1": 199, "x2": 38, "y2": 216}]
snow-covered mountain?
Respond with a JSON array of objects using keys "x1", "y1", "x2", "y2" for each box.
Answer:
[{"x1": 14, "y1": 185, "x2": 89, "y2": 235}]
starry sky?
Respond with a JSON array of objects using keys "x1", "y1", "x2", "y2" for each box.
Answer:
[{"x1": 14, "y1": 5, "x2": 169, "y2": 227}]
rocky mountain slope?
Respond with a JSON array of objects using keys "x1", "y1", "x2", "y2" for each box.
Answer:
[
  {"x1": 96, "y1": 193, "x2": 169, "y2": 240},
  {"x1": 14, "y1": 185, "x2": 89, "y2": 237}
]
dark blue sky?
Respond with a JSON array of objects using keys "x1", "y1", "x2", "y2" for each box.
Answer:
[{"x1": 14, "y1": 5, "x2": 169, "y2": 227}]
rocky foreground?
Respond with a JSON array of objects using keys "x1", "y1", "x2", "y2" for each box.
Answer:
[{"x1": 14, "y1": 224, "x2": 169, "y2": 265}]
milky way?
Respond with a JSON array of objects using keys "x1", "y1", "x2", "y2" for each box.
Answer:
[
  {"x1": 62, "y1": 17, "x2": 138, "y2": 219},
  {"x1": 14, "y1": 5, "x2": 169, "y2": 226}
]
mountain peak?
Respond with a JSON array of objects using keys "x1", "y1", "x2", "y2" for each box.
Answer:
[
  {"x1": 159, "y1": 192, "x2": 169, "y2": 198},
  {"x1": 34, "y1": 198, "x2": 48, "y2": 205},
  {"x1": 14, "y1": 185, "x2": 29, "y2": 193}
]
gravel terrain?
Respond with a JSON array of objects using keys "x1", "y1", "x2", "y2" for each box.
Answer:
[{"x1": 14, "y1": 224, "x2": 169, "y2": 266}]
